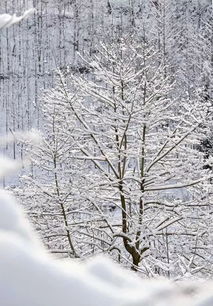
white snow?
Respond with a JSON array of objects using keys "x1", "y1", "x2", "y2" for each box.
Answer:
[
  {"x1": 0, "y1": 5, "x2": 212, "y2": 305},
  {"x1": 0, "y1": 190, "x2": 213, "y2": 306},
  {"x1": 0, "y1": 130, "x2": 42, "y2": 181},
  {"x1": 0, "y1": 9, "x2": 35, "y2": 29},
  {"x1": 0, "y1": 156, "x2": 22, "y2": 178},
  {"x1": 0, "y1": 191, "x2": 42, "y2": 249},
  {"x1": 0, "y1": 130, "x2": 42, "y2": 146}
]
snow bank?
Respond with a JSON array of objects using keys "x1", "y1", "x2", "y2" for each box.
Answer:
[{"x1": 0, "y1": 190, "x2": 212, "y2": 306}]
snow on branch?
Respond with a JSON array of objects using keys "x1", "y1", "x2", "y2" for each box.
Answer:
[{"x1": 0, "y1": 9, "x2": 35, "y2": 29}]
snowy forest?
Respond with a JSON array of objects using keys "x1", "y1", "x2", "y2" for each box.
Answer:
[{"x1": 0, "y1": 0, "x2": 213, "y2": 292}]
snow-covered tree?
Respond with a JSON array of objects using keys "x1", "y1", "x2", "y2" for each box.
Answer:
[
  {"x1": 0, "y1": 0, "x2": 212, "y2": 174},
  {"x1": 20, "y1": 37, "x2": 213, "y2": 276}
]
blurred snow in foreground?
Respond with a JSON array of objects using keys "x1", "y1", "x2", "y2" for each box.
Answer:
[
  {"x1": 0, "y1": 191, "x2": 212, "y2": 306},
  {"x1": 0, "y1": 9, "x2": 35, "y2": 29}
]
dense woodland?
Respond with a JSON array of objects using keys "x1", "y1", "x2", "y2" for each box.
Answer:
[{"x1": 0, "y1": 0, "x2": 213, "y2": 278}]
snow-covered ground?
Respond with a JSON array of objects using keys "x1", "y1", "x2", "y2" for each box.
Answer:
[{"x1": 0, "y1": 189, "x2": 213, "y2": 306}]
